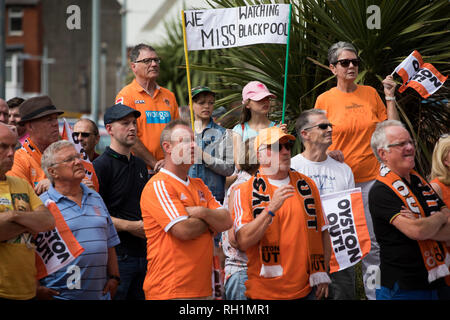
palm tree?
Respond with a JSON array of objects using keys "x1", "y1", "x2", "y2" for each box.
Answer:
[{"x1": 191, "y1": 0, "x2": 450, "y2": 176}]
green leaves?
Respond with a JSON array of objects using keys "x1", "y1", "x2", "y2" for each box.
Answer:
[{"x1": 154, "y1": 0, "x2": 449, "y2": 177}]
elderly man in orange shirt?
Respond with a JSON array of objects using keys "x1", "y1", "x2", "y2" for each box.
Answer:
[
  {"x1": 140, "y1": 119, "x2": 232, "y2": 300},
  {"x1": 115, "y1": 44, "x2": 179, "y2": 174},
  {"x1": 8, "y1": 96, "x2": 63, "y2": 195}
]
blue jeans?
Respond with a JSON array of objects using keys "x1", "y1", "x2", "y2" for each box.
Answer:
[
  {"x1": 114, "y1": 255, "x2": 147, "y2": 300},
  {"x1": 225, "y1": 269, "x2": 248, "y2": 300},
  {"x1": 376, "y1": 282, "x2": 438, "y2": 300}
]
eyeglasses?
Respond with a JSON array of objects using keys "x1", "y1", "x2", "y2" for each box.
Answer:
[
  {"x1": 72, "y1": 132, "x2": 94, "y2": 139},
  {"x1": 134, "y1": 57, "x2": 161, "y2": 65},
  {"x1": 259, "y1": 141, "x2": 294, "y2": 152},
  {"x1": 334, "y1": 59, "x2": 360, "y2": 68},
  {"x1": 51, "y1": 153, "x2": 82, "y2": 167},
  {"x1": 303, "y1": 123, "x2": 333, "y2": 131},
  {"x1": 386, "y1": 139, "x2": 416, "y2": 149}
]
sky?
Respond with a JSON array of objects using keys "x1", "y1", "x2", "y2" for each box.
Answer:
[{"x1": 116, "y1": 0, "x2": 210, "y2": 47}]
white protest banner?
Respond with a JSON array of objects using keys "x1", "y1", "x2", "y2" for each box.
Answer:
[
  {"x1": 393, "y1": 50, "x2": 447, "y2": 98},
  {"x1": 320, "y1": 188, "x2": 371, "y2": 273},
  {"x1": 184, "y1": 4, "x2": 290, "y2": 51},
  {"x1": 35, "y1": 200, "x2": 84, "y2": 279}
]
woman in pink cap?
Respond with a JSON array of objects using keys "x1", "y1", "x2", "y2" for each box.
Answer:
[{"x1": 232, "y1": 81, "x2": 285, "y2": 169}]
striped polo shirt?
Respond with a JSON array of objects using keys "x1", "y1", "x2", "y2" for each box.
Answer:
[{"x1": 39, "y1": 183, "x2": 120, "y2": 300}]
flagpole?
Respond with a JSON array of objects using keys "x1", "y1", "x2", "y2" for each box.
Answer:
[
  {"x1": 281, "y1": 4, "x2": 292, "y2": 124},
  {"x1": 181, "y1": 10, "x2": 195, "y2": 131}
]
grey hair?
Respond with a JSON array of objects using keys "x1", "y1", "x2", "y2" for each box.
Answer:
[
  {"x1": 295, "y1": 109, "x2": 326, "y2": 142},
  {"x1": 328, "y1": 41, "x2": 358, "y2": 65},
  {"x1": 370, "y1": 120, "x2": 406, "y2": 162},
  {"x1": 41, "y1": 140, "x2": 76, "y2": 183},
  {"x1": 129, "y1": 43, "x2": 157, "y2": 62}
]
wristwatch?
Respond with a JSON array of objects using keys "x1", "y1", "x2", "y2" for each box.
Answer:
[{"x1": 109, "y1": 275, "x2": 121, "y2": 285}]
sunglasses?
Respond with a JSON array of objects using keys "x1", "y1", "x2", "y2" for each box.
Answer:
[
  {"x1": 134, "y1": 57, "x2": 161, "y2": 65},
  {"x1": 440, "y1": 133, "x2": 449, "y2": 139},
  {"x1": 72, "y1": 132, "x2": 93, "y2": 139},
  {"x1": 334, "y1": 59, "x2": 360, "y2": 68},
  {"x1": 259, "y1": 141, "x2": 295, "y2": 152},
  {"x1": 303, "y1": 123, "x2": 333, "y2": 131}
]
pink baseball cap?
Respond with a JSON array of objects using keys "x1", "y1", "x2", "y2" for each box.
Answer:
[{"x1": 242, "y1": 81, "x2": 276, "y2": 104}]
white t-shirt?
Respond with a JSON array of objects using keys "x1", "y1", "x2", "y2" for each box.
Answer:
[{"x1": 290, "y1": 154, "x2": 355, "y2": 195}]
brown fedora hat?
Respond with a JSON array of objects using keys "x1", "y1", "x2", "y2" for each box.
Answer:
[{"x1": 18, "y1": 95, "x2": 64, "y2": 125}]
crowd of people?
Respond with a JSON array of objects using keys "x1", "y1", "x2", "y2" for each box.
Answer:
[{"x1": 0, "y1": 41, "x2": 449, "y2": 301}]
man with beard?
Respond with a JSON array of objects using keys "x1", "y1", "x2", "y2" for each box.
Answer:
[{"x1": 93, "y1": 104, "x2": 149, "y2": 300}]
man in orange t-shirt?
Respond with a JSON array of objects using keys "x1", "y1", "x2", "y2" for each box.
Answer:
[
  {"x1": 116, "y1": 44, "x2": 179, "y2": 172},
  {"x1": 8, "y1": 96, "x2": 63, "y2": 195},
  {"x1": 140, "y1": 119, "x2": 232, "y2": 299},
  {"x1": 233, "y1": 127, "x2": 330, "y2": 300}
]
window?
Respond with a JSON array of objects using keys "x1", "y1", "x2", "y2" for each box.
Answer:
[{"x1": 8, "y1": 7, "x2": 24, "y2": 36}]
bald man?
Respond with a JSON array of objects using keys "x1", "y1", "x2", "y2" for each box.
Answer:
[{"x1": 0, "y1": 123, "x2": 54, "y2": 300}]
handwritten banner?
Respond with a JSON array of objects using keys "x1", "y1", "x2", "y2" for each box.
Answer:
[
  {"x1": 184, "y1": 4, "x2": 290, "y2": 51},
  {"x1": 320, "y1": 188, "x2": 371, "y2": 273}
]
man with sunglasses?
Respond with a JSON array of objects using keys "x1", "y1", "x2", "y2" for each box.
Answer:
[
  {"x1": 292, "y1": 109, "x2": 356, "y2": 300},
  {"x1": 115, "y1": 44, "x2": 179, "y2": 175},
  {"x1": 73, "y1": 119, "x2": 100, "y2": 162},
  {"x1": 232, "y1": 126, "x2": 331, "y2": 300}
]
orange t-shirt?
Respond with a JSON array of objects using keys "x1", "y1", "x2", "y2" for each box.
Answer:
[
  {"x1": 115, "y1": 79, "x2": 179, "y2": 162},
  {"x1": 315, "y1": 85, "x2": 387, "y2": 183},
  {"x1": 233, "y1": 171, "x2": 326, "y2": 300},
  {"x1": 431, "y1": 178, "x2": 450, "y2": 207},
  {"x1": 140, "y1": 168, "x2": 222, "y2": 300},
  {"x1": 8, "y1": 140, "x2": 46, "y2": 187}
]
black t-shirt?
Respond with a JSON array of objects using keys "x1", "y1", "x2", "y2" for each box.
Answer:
[
  {"x1": 93, "y1": 147, "x2": 149, "y2": 257},
  {"x1": 369, "y1": 173, "x2": 445, "y2": 290}
]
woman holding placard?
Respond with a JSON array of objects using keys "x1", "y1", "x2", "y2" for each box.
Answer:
[{"x1": 314, "y1": 41, "x2": 399, "y2": 300}]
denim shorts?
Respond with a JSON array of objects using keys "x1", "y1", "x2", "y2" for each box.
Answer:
[{"x1": 224, "y1": 269, "x2": 248, "y2": 300}]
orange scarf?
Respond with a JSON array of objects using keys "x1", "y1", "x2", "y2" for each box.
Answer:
[
  {"x1": 249, "y1": 170, "x2": 329, "y2": 285},
  {"x1": 376, "y1": 165, "x2": 450, "y2": 283}
]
